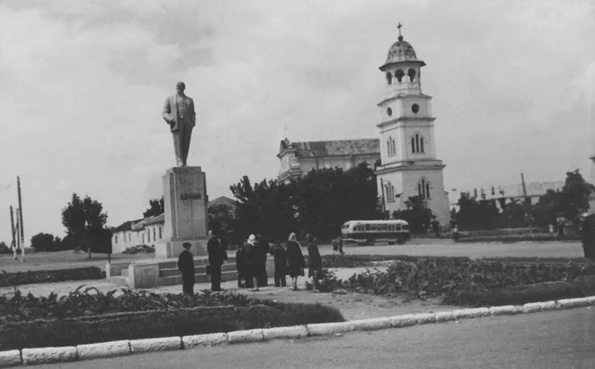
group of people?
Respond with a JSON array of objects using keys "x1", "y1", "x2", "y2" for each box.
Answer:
[
  {"x1": 236, "y1": 232, "x2": 322, "y2": 292},
  {"x1": 177, "y1": 230, "x2": 327, "y2": 294}
]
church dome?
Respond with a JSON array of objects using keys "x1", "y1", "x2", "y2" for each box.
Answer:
[{"x1": 385, "y1": 35, "x2": 422, "y2": 64}]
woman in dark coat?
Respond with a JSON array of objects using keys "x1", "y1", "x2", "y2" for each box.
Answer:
[
  {"x1": 244, "y1": 234, "x2": 260, "y2": 291},
  {"x1": 306, "y1": 234, "x2": 322, "y2": 292},
  {"x1": 286, "y1": 232, "x2": 305, "y2": 291}
]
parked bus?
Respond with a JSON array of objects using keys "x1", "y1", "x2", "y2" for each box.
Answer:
[{"x1": 340, "y1": 219, "x2": 411, "y2": 246}]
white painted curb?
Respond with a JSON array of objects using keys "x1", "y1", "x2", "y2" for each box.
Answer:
[
  {"x1": 182, "y1": 333, "x2": 228, "y2": 349},
  {"x1": 5, "y1": 295, "x2": 595, "y2": 367},
  {"x1": 0, "y1": 350, "x2": 21, "y2": 368},
  {"x1": 350, "y1": 317, "x2": 392, "y2": 331},
  {"x1": 76, "y1": 340, "x2": 130, "y2": 360},
  {"x1": 129, "y1": 337, "x2": 182, "y2": 354},
  {"x1": 227, "y1": 329, "x2": 264, "y2": 344},
  {"x1": 21, "y1": 346, "x2": 77, "y2": 365},
  {"x1": 307, "y1": 321, "x2": 354, "y2": 336},
  {"x1": 489, "y1": 305, "x2": 521, "y2": 316},
  {"x1": 262, "y1": 325, "x2": 308, "y2": 340}
]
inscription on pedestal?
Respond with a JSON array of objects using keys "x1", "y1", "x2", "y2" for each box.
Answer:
[{"x1": 180, "y1": 193, "x2": 202, "y2": 200}]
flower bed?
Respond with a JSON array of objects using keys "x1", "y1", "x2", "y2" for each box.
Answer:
[
  {"x1": 0, "y1": 288, "x2": 344, "y2": 350},
  {"x1": 0, "y1": 267, "x2": 103, "y2": 288}
]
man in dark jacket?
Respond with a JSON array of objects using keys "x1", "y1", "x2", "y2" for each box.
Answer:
[
  {"x1": 177, "y1": 242, "x2": 195, "y2": 295},
  {"x1": 207, "y1": 231, "x2": 227, "y2": 291},
  {"x1": 256, "y1": 234, "x2": 269, "y2": 287},
  {"x1": 235, "y1": 243, "x2": 247, "y2": 288},
  {"x1": 269, "y1": 240, "x2": 287, "y2": 287}
]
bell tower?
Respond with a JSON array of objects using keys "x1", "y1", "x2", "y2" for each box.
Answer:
[{"x1": 375, "y1": 24, "x2": 451, "y2": 226}]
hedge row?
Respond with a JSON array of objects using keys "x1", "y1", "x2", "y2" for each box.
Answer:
[
  {"x1": 0, "y1": 302, "x2": 344, "y2": 350},
  {"x1": 0, "y1": 267, "x2": 103, "y2": 288},
  {"x1": 457, "y1": 234, "x2": 581, "y2": 243},
  {"x1": 444, "y1": 275, "x2": 595, "y2": 307},
  {"x1": 321, "y1": 254, "x2": 471, "y2": 268}
]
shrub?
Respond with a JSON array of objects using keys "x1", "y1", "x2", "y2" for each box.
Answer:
[
  {"x1": 0, "y1": 267, "x2": 103, "y2": 288},
  {"x1": 321, "y1": 254, "x2": 471, "y2": 268},
  {"x1": 122, "y1": 245, "x2": 155, "y2": 254}
]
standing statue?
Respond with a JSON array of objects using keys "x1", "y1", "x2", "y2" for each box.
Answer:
[{"x1": 162, "y1": 82, "x2": 196, "y2": 167}]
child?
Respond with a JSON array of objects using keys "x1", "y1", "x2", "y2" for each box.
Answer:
[
  {"x1": 269, "y1": 241, "x2": 288, "y2": 287},
  {"x1": 177, "y1": 242, "x2": 195, "y2": 295}
]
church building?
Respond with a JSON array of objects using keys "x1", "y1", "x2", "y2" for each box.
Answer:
[{"x1": 374, "y1": 26, "x2": 451, "y2": 225}]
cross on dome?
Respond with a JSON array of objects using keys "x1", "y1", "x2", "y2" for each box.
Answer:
[{"x1": 397, "y1": 22, "x2": 403, "y2": 41}]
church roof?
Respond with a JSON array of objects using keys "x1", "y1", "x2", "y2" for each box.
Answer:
[
  {"x1": 380, "y1": 34, "x2": 426, "y2": 70},
  {"x1": 112, "y1": 219, "x2": 143, "y2": 233},
  {"x1": 280, "y1": 138, "x2": 380, "y2": 158}
]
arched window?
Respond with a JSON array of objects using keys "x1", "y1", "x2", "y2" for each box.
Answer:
[
  {"x1": 386, "y1": 72, "x2": 392, "y2": 85},
  {"x1": 408, "y1": 68, "x2": 416, "y2": 82},
  {"x1": 417, "y1": 178, "x2": 431, "y2": 199},
  {"x1": 411, "y1": 133, "x2": 426, "y2": 154},
  {"x1": 387, "y1": 136, "x2": 397, "y2": 157},
  {"x1": 392, "y1": 139, "x2": 396, "y2": 156},
  {"x1": 395, "y1": 69, "x2": 404, "y2": 83},
  {"x1": 386, "y1": 182, "x2": 396, "y2": 203}
]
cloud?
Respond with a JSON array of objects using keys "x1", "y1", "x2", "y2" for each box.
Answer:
[{"x1": 0, "y1": 0, "x2": 593, "y2": 242}]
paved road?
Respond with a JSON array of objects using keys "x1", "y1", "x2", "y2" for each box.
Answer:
[
  {"x1": 36, "y1": 307, "x2": 595, "y2": 369},
  {"x1": 321, "y1": 240, "x2": 584, "y2": 259}
]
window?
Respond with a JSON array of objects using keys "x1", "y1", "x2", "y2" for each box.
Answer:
[
  {"x1": 387, "y1": 136, "x2": 397, "y2": 157},
  {"x1": 147, "y1": 230, "x2": 151, "y2": 243},
  {"x1": 395, "y1": 69, "x2": 404, "y2": 83},
  {"x1": 159, "y1": 227, "x2": 162, "y2": 239},
  {"x1": 418, "y1": 178, "x2": 431, "y2": 199},
  {"x1": 411, "y1": 133, "x2": 425, "y2": 154},
  {"x1": 386, "y1": 72, "x2": 392, "y2": 85},
  {"x1": 408, "y1": 68, "x2": 416, "y2": 82},
  {"x1": 153, "y1": 228, "x2": 156, "y2": 242},
  {"x1": 365, "y1": 224, "x2": 371, "y2": 231},
  {"x1": 411, "y1": 103, "x2": 419, "y2": 114},
  {"x1": 128, "y1": 233, "x2": 131, "y2": 241},
  {"x1": 115, "y1": 236, "x2": 118, "y2": 244},
  {"x1": 385, "y1": 181, "x2": 396, "y2": 203},
  {"x1": 387, "y1": 107, "x2": 392, "y2": 116}
]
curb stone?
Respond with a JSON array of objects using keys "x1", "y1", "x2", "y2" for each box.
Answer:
[
  {"x1": 76, "y1": 340, "x2": 130, "y2": 360},
  {"x1": 129, "y1": 337, "x2": 182, "y2": 354},
  {"x1": 182, "y1": 333, "x2": 228, "y2": 349},
  {"x1": 4, "y1": 296, "x2": 595, "y2": 367},
  {"x1": 262, "y1": 326, "x2": 308, "y2": 340},
  {"x1": 0, "y1": 350, "x2": 21, "y2": 368},
  {"x1": 21, "y1": 347, "x2": 77, "y2": 366},
  {"x1": 227, "y1": 329, "x2": 264, "y2": 344}
]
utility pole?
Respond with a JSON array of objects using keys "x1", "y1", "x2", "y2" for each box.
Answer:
[
  {"x1": 17, "y1": 177, "x2": 25, "y2": 261},
  {"x1": 9, "y1": 206, "x2": 16, "y2": 260}
]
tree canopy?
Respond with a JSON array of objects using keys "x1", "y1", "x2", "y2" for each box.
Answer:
[
  {"x1": 61, "y1": 193, "x2": 110, "y2": 257},
  {"x1": 143, "y1": 197, "x2": 164, "y2": 218}
]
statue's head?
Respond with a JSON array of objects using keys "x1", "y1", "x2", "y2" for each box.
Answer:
[{"x1": 176, "y1": 81, "x2": 186, "y2": 93}]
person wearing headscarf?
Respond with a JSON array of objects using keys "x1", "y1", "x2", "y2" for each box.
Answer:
[
  {"x1": 286, "y1": 232, "x2": 305, "y2": 291},
  {"x1": 244, "y1": 234, "x2": 260, "y2": 291}
]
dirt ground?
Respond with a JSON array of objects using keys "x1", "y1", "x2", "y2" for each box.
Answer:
[{"x1": 0, "y1": 266, "x2": 455, "y2": 320}]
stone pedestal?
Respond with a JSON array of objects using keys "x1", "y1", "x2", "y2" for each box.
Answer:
[{"x1": 155, "y1": 166, "x2": 209, "y2": 258}]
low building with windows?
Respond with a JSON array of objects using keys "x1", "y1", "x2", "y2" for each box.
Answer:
[
  {"x1": 277, "y1": 138, "x2": 380, "y2": 183},
  {"x1": 111, "y1": 196, "x2": 239, "y2": 253}
]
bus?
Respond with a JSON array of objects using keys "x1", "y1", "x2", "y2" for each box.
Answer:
[{"x1": 340, "y1": 219, "x2": 411, "y2": 246}]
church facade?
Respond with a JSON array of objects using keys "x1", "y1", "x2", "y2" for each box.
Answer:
[
  {"x1": 277, "y1": 138, "x2": 380, "y2": 183},
  {"x1": 374, "y1": 28, "x2": 451, "y2": 226}
]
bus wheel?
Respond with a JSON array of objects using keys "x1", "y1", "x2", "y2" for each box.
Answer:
[
  {"x1": 396, "y1": 236, "x2": 405, "y2": 245},
  {"x1": 366, "y1": 237, "x2": 375, "y2": 246}
]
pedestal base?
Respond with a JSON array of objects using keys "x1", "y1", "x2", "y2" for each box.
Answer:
[{"x1": 155, "y1": 237, "x2": 208, "y2": 258}]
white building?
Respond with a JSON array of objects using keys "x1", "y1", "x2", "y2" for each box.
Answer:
[{"x1": 374, "y1": 27, "x2": 451, "y2": 225}]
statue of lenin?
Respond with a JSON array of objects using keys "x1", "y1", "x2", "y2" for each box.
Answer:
[{"x1": 162, "y1": 82, "x2": 196, "y2": 167}]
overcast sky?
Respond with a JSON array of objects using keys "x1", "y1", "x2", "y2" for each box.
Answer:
[{"x1": 0, "y1": 0, "x2": 594, "y2": 243}]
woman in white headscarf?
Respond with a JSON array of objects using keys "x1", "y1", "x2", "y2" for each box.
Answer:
[{"x1": 286, "y1": 232, "x2": 305, "y2": 290}]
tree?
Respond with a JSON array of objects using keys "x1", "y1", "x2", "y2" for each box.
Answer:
[
  {"x1": 143, "y1": 197, "x2": 164, "y2": 218},
  {"x1": 30, "y1": 233, "x2": 58, "y2": 252},
  {"x1": 560, "y1": 170, "x2": 592, "y2": 223},
  {"x1": 208, "y1": 202, "x2": 239, "y2": 244},
  {"x1": 0, "y1": 241, "x2": 10, "y2": 254},
  {"x1": 61, "y1": 193, "x2": 108, "y2": 259},
  {"x1": 393, "y1": 196, "x2": 434, "y2": 234}
]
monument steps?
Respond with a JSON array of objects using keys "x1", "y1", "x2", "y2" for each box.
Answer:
[
  {"x1": 159, "y1": 263, "x2": 236, "y2": 278},
  {"x1": 157, "y1": 270, "x2": 237, "y2": 286}
]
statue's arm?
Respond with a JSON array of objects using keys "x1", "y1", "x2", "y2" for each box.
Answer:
[
  {"x1": 162, "y1": 97, "x2": 173, "y2": 123},
  {"x1": 190, "y1": 98, "x2": 196, "y2": 125}
]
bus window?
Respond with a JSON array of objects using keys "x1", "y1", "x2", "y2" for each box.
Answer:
[
  {"x1": 402, "y1": 224, "x2": 409, "y2": 230},
  {"x1": 388, "y1": 224, "x2": 395, "y2": 231},
  {"x1": 381, "y1": 224, "x2": 388, "y2": 231},
  {"x1": 365, "y1": 224, "x2": 371, "y2": 231},
  {"x1": 396, "y1": 224, "x2": 402, "y2": 231}
]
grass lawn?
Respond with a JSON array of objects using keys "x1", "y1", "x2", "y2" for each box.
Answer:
[{"x1": 0, "y1": 250, "x2": 153, "y2": 273}]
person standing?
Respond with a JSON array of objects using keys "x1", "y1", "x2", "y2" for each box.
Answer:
[
  {"x1": 333, "y1": 236, "x2": 345, "y2": 255},
  {"x1": 286, "y1": 232, "x2": 305, "y2": 291},
  {"x1": 207, "y1": 230, "x2": 227, "y2": 292},
  {"x1": 256, "y1": 234, "x2": 270, "y2": 287},
  {"x1": 245, "y1": 234, "x2": 260, "y2": 291},
  {"x1": 306, "y1": 234, "x2": 322, "y2": 293},
  {"x1": 177, "y1": 242, "x2": 195, "y2": 295},
  {"x1": 269, "y1": 240, "x2": 288, "y2": 287},
  {"x1": 582, "y1": 213, "x2": 595, "y2": 259},
  {"x1": 235, "y1": 242, "x2": 247, "y2": 288}
]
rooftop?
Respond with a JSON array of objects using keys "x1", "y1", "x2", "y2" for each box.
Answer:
[{"x1": 279, "y1": 138, "x2": 380, "y2": 158}]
